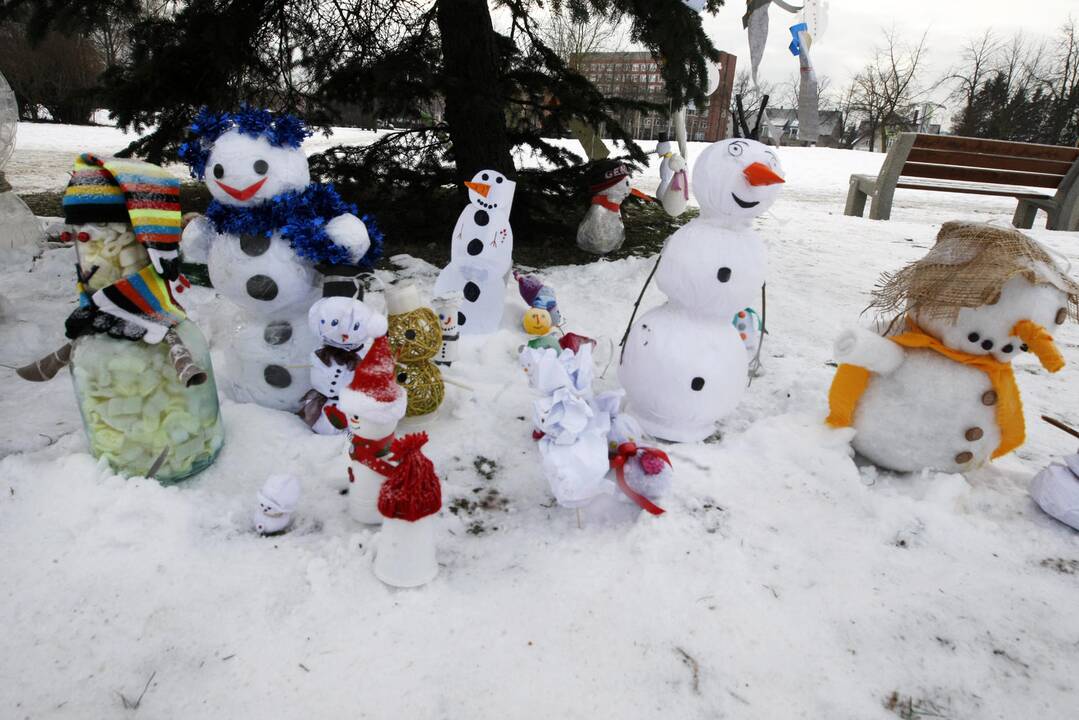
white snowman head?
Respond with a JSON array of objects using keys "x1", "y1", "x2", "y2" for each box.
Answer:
[
  {"x1": 257, "y1": 474, "x2": 301, "y2": 515},
  {"x1": 464, "y1": 170, "x2": 516, "y2": 213},
  {"x1": 432, "y1": 292, "x2": 461, "y2": 333},
  {"x1": 692, "y1": 139, "x2": 785, "y2": 224},
  {"x1": 308, "y1": 296, "x2": 388, "y2": 352},
  {"x1": 180, "y1": 107, "x2": 313, "y2": 207},
  {"x1": 915, "y1": 276, "x2": 1068, "y2": 363},
  {"x1": 338, "y1": 336, "x2": 407, "y2": 439}
]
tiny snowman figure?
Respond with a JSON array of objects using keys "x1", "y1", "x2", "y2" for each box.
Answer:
[
  {"x1": 433, "y1": 169, "x2": 516, "y2": 334},
  {"x1": 596, "y1": 395, "x2": 671, "y2": 515},
  {"x1": 576, "y1": 161, "x2": 651, "y2": 255},
  {"x1": 179, "y1": 107, "x2": 381, "y2": 412},
  {"x1": 254, "y1": 474, "x2": 301, "y2": 535},
  {"x1": 827, "y1": 222, "x2": 1078, "y2": 473},
  {"x1": 300, "y1": 295, "x2": 388, "y2": 434},
  {"x1": 329, "y1": 336, "x2": 408, "y2": 524},
  {"x1": 654, "y1": 132, "x2": 690, "y2": 218},
  {"x1": 619, "y1": 138, "x2": 785, "y2": 442},
  {"x1": 431, "y1": 292, "x2": 461, "y2": 367},
  {"x1": 373, "y1": 432, "x2": 443, "y2": 588}
]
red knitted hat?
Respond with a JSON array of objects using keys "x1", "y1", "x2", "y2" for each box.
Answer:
[
  {"x1": 378, "y1": 433, "x2": 442, "y2": 521},
  {"x1": 339, "y1": 336, "x2": 407, "y2": 423}
]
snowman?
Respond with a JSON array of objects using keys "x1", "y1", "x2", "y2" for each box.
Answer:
[
  {"x1": 179, "y1": 107, "x2": 381, "y2": 411},
  {"x1": 431, "y1": 292, "x2": 461, "y2": 367},
  {"x1": 618, "y1": 139, "x2": 785, "y2": 442},
  {"x1": 576, "y1": 162, "x2": 651, "y2": 255},
  {"x1": 331, "y1": 336, "x2": 408, "y2": 524},
  {"x1": 655, "y1": 133, "x2": 689, "y2": 218},
  {"x1": 300, "y1": 295, "x2": 388, "y2": 434},
  {"x1": 254, "y1": 474, "x2": 302, "y2": 535},
  {"x1": 432, "y1": 170, "x2": 516, "y2": 335},
  {"x1": 828, "y1": 222, "x2": 1078, "y2": 473}
]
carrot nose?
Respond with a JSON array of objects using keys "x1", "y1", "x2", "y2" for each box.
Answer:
[
  {"x1": 1013, "y1": 320, "x2": 1064, "y2": 373},
  {"x1": 464, "y1": 181, "x2": 491, "y2": 198},
  {"x1": 743, "y1": 162, "x2": 785, "y2": 186},
  {"x1": 629, "y1": 188, "x2": 655, "y2": 201}
]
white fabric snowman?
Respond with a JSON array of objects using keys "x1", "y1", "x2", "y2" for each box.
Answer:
[
  {"x1": 179, "y1": 108, "x2": 378, "y2": 411},
  {"x1": 655, "y1": 133, "x2": 690, "y2": 218},
  {"x1": 336, "y1": 336, "x2": 408, "y2": 524},
  {"x1": 301, "y1": 295, "x2": 388, "y2": 435},
  {"x1": 619, "y1": 139, "x2": 785, "y2": 442},
  {"x1": 253, "y1": 474, "x2": 301, "y2": 535},
  {"x1": 828, "y1": 222, "x2": 1077, "y2": 473},
  {"x1": 433, "y1": 170, "x2": 516, "y2": 335}
]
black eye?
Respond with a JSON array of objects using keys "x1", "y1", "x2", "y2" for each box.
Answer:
[
  {"x1": 967, "y1": 332, "x2": 979, "y2": 342},
  {"x1": 1001, "y1": 344, "x2": 1014, "y2": 353},
  {"x1": 253, "y1": 159, "x2": 268, "y2": 175},
  {"x1": 495, "y1": 176, "x2": 503, "y2": 183},
  {"x1": 404, "y1": 329, "x2": 416, "y2": 340},
  {"x1": 396, "y1": 372, "x2": 408, "y2": 383},
  {"x1": 482, "y1": 173, "x2": 489, "y2": 181},
  {"x1": 213, "y1": 163, "x2": 224, "y2": 179},
  {"x1": 728, "y1": 143, "x2": 744, "y2": 157}
]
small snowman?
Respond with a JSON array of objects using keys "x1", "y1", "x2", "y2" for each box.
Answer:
[
  {"x1": 179, "y1": 107, "x2": 381, "y2": 411},
  {"x1": 330, "y1": 336, "x2": 408, "y2": 524},
  {"x1": 253, "y1": 474, "x2": 301, "y2": 535},
  {"x1": 300, "y1": 295, "x2": 388, "y2": 434},
  {"x1": 576, "y1": 161, "x2": 651, "y2": 255},
  {"x1": 597, "y1": 395, "x2": 671, "y2": 514},
  {"x1": 827, "y1": 222, "x2": 1078, "y2": 473},
  {"x1": 431, "y1": 292, "x2": 461, "y2": 367},
  {"x1": 374, "y1": 432, "x2": 443, "y2": 588},
  {"x1": 655, "y1": 133, "x2": 690, "y2": 218},
  {"x1": 433, "y1": 169, "x2": 516, "y2": 334},
  {"x1": 619, "y1": 138, "x2": 785, "y2": 442}
]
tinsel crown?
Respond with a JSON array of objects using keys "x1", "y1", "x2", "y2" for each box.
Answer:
[{"x1": 178, "y1": 105, "x2": 313, "y2": 179}]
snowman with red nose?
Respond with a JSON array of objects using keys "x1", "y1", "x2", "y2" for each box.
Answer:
[
  {"x1": 179, "y1": 107, "x2": 381, "y2": 411},
  {"x1": 619, "y1": 138, "x2": 785, "y2": 442}
]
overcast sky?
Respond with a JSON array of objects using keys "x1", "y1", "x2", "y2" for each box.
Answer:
[{"x1": 699, "y1": 0, "x2": 1076, "y2": 126}]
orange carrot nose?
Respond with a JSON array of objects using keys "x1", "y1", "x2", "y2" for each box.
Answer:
[
  {"x1": 629, "y1": 188, "x2": 655, "y2": 201},
  {"x1": 1013, "y1": 319, "x2": 1065, "y2": 373},
  {"x1": 743, "y1": 162, "x2": 785, "y2": 186},
  {"x1": 464, "y1": 181, "x2": 491, "y2": 197}
]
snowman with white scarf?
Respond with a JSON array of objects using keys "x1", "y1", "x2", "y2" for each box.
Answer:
[{"x1": 180, "y1": 107, "x2": 381, "y2": 411}]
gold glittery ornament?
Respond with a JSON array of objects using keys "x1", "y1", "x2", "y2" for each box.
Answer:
[
  {"x1": 387, "y1": 306, "x2": 445, "y2": 416},
  {"x1": 394, "y1": 360, "x2": 445, "y2": 417}
]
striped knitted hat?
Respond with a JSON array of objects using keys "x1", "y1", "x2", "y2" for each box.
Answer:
[{"x1": 62, "y1": 154, "x2": 181, "y2": 250}]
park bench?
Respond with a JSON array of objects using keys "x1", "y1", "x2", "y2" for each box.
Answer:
[{"x1": 844, "y1": 133, "x2": 1079, "y2": 231}]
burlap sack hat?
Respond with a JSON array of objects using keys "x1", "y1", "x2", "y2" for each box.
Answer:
[{"x1": 870, "y1": 221, "x2": 1079, "y2": 326}]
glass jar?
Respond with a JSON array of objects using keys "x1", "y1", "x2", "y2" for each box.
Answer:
[{"x1": 69, "y1": 319, "x2": 224, "y2": 484}]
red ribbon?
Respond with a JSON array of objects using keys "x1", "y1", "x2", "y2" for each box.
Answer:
[
  {"x1": 349, "y1": 434, "x2": 396, "y2": 477},
  {"x1": 609, "y1": 442, "x2": 667, "y2": 516}
]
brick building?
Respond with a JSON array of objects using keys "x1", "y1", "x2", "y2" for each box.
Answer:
[{"x1": 573, "y1": 50, "x2": 737, "y2": 143}]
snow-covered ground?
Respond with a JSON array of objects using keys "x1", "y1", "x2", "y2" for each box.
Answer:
[{"x1": 1, "y1": 124, "x2": 1078, "y2": 719}]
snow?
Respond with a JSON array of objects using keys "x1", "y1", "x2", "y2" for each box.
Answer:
[{"x1": 2, "y1": 124, "x2": 1079, "y2": 719}]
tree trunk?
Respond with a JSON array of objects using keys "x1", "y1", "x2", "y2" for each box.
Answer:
[{"x1": 436, "y1": 0, "x2": 516, "y2": 184}]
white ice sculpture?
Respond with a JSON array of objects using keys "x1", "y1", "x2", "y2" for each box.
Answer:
[{"x1": 0, "y1": 70, "x2": 45, "y2": 252}]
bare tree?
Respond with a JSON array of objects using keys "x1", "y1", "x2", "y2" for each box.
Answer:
[
  {"x1": 849, "y1": 27, "x2": 931, "y2": 151},
  {"x1": 946, "y1": 28, "x2": 1000, "y2": 135},
  {"x1": 539, "y1": 8, "x2": 625, "y2": 70}
]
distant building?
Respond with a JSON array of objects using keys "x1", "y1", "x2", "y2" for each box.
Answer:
[
  {"x1": 757, "y1": 107, "x2": 845, "y2": 148},
  {"x1": 851, "y1": 103, "x2": 944, "y2": 152},
  {"x1": 573, "y1": 50, "x2": 737, "y2": 143}
]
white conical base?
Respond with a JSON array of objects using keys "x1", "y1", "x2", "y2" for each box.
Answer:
[
  {"x1": 348, "y1": 462, "x2": 385, "y2": 524},
  {"x1": 374, "y1": 517, "x2": 438, "y2": 588}
]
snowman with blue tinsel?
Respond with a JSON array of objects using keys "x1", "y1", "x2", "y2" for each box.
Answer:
[{"x1": 180, "y1": 107, "x2": 382, "y2": 411}]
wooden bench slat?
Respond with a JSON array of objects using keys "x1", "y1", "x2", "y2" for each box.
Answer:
[
  {"x1": 899, "y1": 162, "x2": 1063, "y2": 189},
  {"x1": 894, "y1": 181, "x2": 1050, "y2": 199},
  {"x1": 906, "y1": 148, "x2": 1073, "y2": 176},
  {"x1": 912, "y1": 134, "x2": 1079, "y2": 163}
]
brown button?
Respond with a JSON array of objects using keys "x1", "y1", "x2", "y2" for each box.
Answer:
[
  {"x1": 955, "y1": 451, "x2": 974, "y2": 464},
  {"x1": 965, "y1": 427, "x2": 984, "y2": 441},
  {"x1": 981, "y1": 390, "x2": 997, "y2": 406},
  {"x1": 1056, "y1": 307, "x2": 1068, "y2": 325}
]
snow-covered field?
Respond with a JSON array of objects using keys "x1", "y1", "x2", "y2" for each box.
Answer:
[{"x1": 2, "y1": 123, "x2": 1078, "y2": 719}]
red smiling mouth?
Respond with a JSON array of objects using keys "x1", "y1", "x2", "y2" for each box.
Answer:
[{"x1": 216, "y1": 177, "x2": 268, "y2": 201}]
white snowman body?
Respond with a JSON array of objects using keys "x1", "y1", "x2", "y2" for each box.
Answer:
[
  {"x1": 186, "y1": 128, "x2": 370, "y2": 411},
  {"x1": 346, "y1": 414, "x2": 403, "y2": 525},
  {"x1": 433, "y1": 170, "x2": 516, "y2": 334},
  {"x1": 619, "y1": 139, "x2": 784, "y2": 442},
  {"x1": 836, "y1": 276, "x2": 1069, "y2": 473},
  {"x1": 576, "y1": 177, "x2": 630, "y2": 255}
]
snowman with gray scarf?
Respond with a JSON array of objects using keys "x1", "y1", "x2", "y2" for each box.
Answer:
[{"x1": 180, "y1": 107, "x2": 382, "y2": 411}]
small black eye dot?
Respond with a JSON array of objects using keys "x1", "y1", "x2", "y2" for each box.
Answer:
[
  {"x1": 981, "y1": 339, "x2": 993, "y2": 350},
  {"x1": 213, "y1": 163, "x2": 224, "y2": 179},
  {"x1": 481, "y1": 173, "x2": 489, "y2": 181},
  {"x1": 253, "y1": 159, "x2": 268, "y2": 175},
  {"x1": 404, "y1": 329, "x2": 416, "y2": 340},
  {"x1": 1021, "y1": 344, "x2": 1029, "y2": 352},
  {"x1": 496, "y1": 176, "x2": 503, "y2": 183},
  {"x1": 967, "y1": 332, "x2": 979, "y2": 342},
  {"x1": 1001, "y1": 344, "x2": 1014, "y2": 353},
  {"x1": 396, "y1": 372, "x2": 408, "y2": 383},
  {"x1": 690, "y1": 377, "x2": 705, "y2": 391}
]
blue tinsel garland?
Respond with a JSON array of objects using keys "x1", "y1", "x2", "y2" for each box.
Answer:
[
  {"x1": 179, "y1": 105, "x2": 312, "y2": 180},
  {"x1": 205, "y1": 183, "x2": 384, "y2": 269}
]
